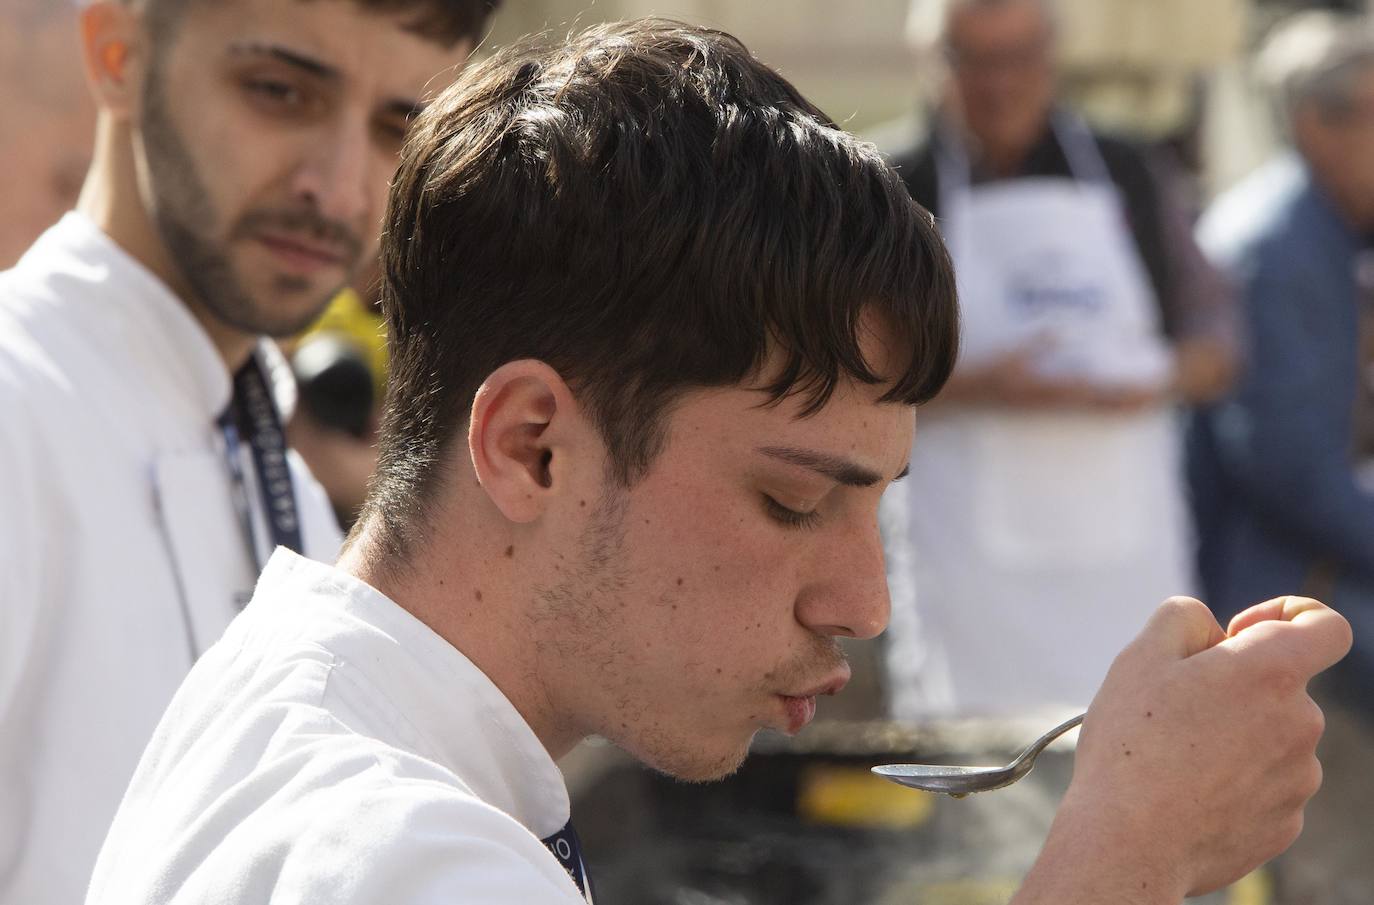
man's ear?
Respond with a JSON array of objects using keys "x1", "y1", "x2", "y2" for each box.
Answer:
[
  {"x1": 79, "y1": 2, "x2": 147, "y2": 121},
  {"x1": 468, "y1": 360, "x2": 586, "y2": 524}
]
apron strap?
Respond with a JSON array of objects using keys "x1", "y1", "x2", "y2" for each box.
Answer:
[
  {"x1": 1050, "y1": 110, "x2": 1113, "y2": 187},
  {"x1": 932, "y1": 117, "x2": 972, "y2": 215},
  {"x1": 932, "y1": 107, "x2": 1112, "y2": 256},
  {"x1": 933, "y1": 107, "x2": 1110, "y2": 197}
]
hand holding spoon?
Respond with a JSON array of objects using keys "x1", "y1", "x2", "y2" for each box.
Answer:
[{"x1": 871, "y1": 712, "x2": 1085, "y2": 797}]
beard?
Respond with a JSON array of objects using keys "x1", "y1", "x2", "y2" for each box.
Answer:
[{"x1": 138, "y1": 62, "x2": 363, "y2": 338}]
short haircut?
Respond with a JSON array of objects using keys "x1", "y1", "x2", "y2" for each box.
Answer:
[
  {"x1": 365, "y1": 18, "x2": 960, "y2": 560},
  {"x1": 1257, "y1": 11, "x2": 1374, "y2": 129},
  {"x1": 122, "y1": 0, "x2": 500, "y2": 48}
]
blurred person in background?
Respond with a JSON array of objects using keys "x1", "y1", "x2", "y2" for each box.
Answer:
[
  {"x1": 882, "y1": 0, "x2": 1241, "y2": 719},
  {"x1": 1190, "y1": 12, "x2": 1374, "y2": 902},
  {"x1": 0, "y1": 1, "x2": 496, "y2": 902},
  {"x1": 0, "y1": 0, "x2": 94, "y2": 267}
]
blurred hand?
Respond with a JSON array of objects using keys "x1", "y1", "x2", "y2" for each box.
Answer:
[
  {"x1": 1168, "y1": 337, "x2": 1238, "y2": 405},
  {"x1": 939, "y1": 343, "x2": 1166, "y2": 412},
  {"x1": 1086, "y1": 381, "x2": 1168, "y2": 413},
  {"x1": 1016, "y1": 596, "x2": 1351, "y2": 904}
]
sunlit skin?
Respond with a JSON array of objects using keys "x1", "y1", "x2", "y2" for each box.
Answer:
[
  {"x1": 343, "y1": 318, "x2": 915, "y2": 781},
  {"x1": 943, "y1": 0, "x2": 1057, "y2": 178},
  {"x1": 77, "y1": 0, "x2": 471, "y2": 368}
]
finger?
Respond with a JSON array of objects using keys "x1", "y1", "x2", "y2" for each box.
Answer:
[
  {"x1": 1137, "y1": 596, "x2": 1227, "y2": 660},
  {"x1": 1228, "y1": 596, "x2": 1327, "y2": 635},
  {"x1": 1219, "y1": 602, "x2": 1353, "y2": 677}
]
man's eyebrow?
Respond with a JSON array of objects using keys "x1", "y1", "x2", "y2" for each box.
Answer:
[
  {"x1": 228, "y1": 42, "x2": 426, "y2": 120},
  {"x1": 228, "y1": 42, "x2": 340, "y2": 82},
  {"x1": 756, "y1": 446, "x2": 900, "y2": 488}
]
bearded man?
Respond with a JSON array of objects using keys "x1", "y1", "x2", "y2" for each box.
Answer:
[{"x1": 0, "y1": 2, "x2": 497, "y2": 902}]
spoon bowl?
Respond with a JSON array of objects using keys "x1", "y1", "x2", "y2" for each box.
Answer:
[{"x1": 872, "y1": 712, "x2": 1085, "y2": 797}]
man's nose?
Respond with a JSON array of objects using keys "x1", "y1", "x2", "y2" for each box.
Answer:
[
  {"x1": 794, "y1": 521, "x2": 891, "y2": 640},
  {"x1": 291, "y1": 114, "x2": 371, "y2": 225}
]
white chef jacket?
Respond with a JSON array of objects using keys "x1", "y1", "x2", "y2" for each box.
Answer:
[
  {"x1": 0, "y1": 214, "x2": 342, "y2": 905},
  {"x1": 86, "y1": 549, "x2": 588, "y2": 904}
]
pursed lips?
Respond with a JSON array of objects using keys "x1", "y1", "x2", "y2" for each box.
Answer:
[
  {"x1": 785, "y1": 670, "x2": 851, "y2": 701},
  {"x1": 776, "y1": 671, "x2": 849, "y2": 735}
]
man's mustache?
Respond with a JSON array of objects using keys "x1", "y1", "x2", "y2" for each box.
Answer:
[{"x1": 234, "y1": 208, "x2": 365, "y2": 266}]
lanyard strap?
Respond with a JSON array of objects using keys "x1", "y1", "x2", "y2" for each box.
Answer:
[
  {"x1": 541, "y1": 821, "x2": 594, "y2": 902},
  {"x1": 217, "y1": 352, "x2": 303, "y2": 570}
]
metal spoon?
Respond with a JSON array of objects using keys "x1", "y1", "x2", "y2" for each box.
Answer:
[{"x1": 871, "y1": 712, "x2": 1085, "y2": 797}]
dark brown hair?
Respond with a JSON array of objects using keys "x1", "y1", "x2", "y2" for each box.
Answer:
[
  {"x1": 128, "y1": 0, "x2": 500, "y2": 49},
  {"x1": 366, "y1": 18, "x2": 959, "y2": 558}
]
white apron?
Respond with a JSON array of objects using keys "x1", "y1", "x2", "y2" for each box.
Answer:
[{"x1": 884, "y1": 115, "x2": 1193, "y2": 719}]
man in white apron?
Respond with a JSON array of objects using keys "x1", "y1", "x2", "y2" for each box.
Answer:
[
  {"x1": 884, "y1": 0, "x2": 1240, "y2": 718},
  {"x1": 0, "y1": 3, "x2": 496, "y2": 903}
]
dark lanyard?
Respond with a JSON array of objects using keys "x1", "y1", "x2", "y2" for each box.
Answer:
[
  {"x1": 541, "y1": 821, "x2": 594, "y2": 902},
  {"x1": 217, "y1": 353, "x2": 303, "y2": 570}
]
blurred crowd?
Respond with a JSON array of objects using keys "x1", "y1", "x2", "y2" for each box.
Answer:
[{"x1": 3, "y1": 0, "x2": 1374, "y2": 903}]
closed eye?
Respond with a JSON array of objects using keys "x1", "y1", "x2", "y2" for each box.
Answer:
[{"x1": 763, "y1": 495, "x2": 823, "y2": 530}]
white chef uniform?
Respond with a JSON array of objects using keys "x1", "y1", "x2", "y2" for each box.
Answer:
[
  {"x1": 883, "y1": 115, "x2": 1193, "y2": 719},
  {"x1": 0, "y1": 213, "x2": 342, "y2": 905},
  {"x1": 86, "y1": 549, "x2": 590, "y2": 904}
]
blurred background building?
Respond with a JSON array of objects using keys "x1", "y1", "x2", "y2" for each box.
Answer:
[{"x1": 483, "y1": 0, "x2": 1366, "y2": 192}]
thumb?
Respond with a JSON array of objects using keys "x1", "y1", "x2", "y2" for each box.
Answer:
[
  {"x1": 1137, "y1": 596, "x2": 1227, "y2": 660},
  {"x1": 1222, "y1": 596, "x2": 1353, "y2": 676},
  {"x1": 1228, "y1": 595, "x2": 1330, "y2": 635}
]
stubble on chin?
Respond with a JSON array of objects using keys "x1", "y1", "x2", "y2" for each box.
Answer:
[{"x1": 617, "y1": 722, "x2": 756, "y2": 785}]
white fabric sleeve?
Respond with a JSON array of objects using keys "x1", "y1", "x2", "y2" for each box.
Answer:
[
  {"x1": 91, "y1": 781, "x2": 591, "y2": 904},
  {"x1": 0, "y1": 369, "x2": 45, "y2": 725}
]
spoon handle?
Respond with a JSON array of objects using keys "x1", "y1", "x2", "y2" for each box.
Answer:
[{"x1": 1013, "y1": 712, "x2": 1086, "y2": 768}]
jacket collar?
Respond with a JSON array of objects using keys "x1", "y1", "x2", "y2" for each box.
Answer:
[{"x1": 254, "y1": 550, "x2": 573, "y2": 839}]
